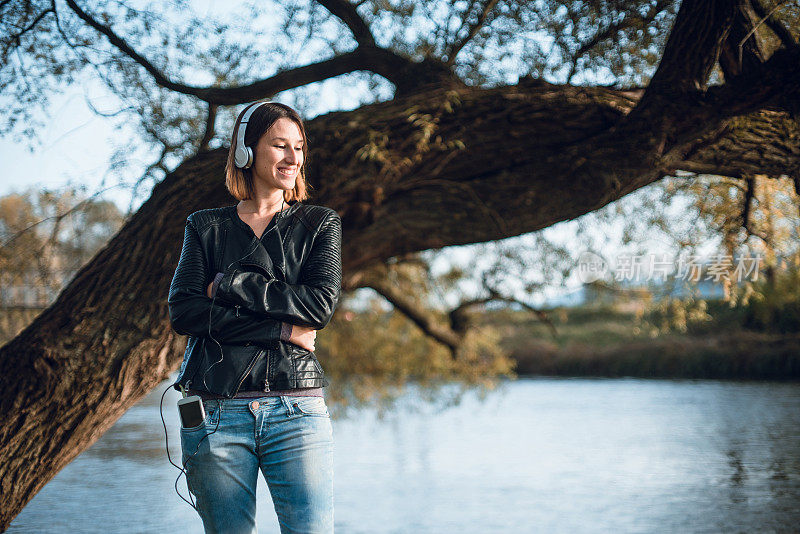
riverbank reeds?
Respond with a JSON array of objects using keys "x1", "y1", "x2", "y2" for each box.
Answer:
[{"x1": 492, "y1": 302, "x2": 800, "y2": 380}]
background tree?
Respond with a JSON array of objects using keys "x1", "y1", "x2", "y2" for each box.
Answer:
[
  {"x1": 0, "y1": 188, "x2": 124, "y2": 341},
  {"x1": 0, "y1": 0, "x2": 799, "y2": 528}
]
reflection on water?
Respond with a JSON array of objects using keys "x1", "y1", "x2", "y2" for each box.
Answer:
[{"x1": 8, "y1": 376, "x2": 800, "y2": 533}]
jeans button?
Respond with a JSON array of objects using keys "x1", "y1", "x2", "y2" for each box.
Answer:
[{"x1": 250, "y1": 401, "x2": 259, "y2": 410}]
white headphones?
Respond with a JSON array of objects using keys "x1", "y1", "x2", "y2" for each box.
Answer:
[{"x1": 234, "y1": 100, "x2": 273, "y2": 169}]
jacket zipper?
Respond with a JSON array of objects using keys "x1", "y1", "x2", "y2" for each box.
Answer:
[
  {"x1": 233, "y1": 348, "x2": 261, "y2": 396},
  {"x1": 264, "y1": 348, "x2": 272, "y2": 392}
]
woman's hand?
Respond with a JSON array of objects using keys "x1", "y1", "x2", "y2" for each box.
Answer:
[
  {"x1": 207, "y1": 272, "x2": 224, "y2": 298},
  {"x1": 288, "y1": 324, "x2": 317, "y2": 352}
]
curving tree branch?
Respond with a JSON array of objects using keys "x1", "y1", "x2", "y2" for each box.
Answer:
[
  {"x1": 315, "y1": 0, "x2": 375, "y2": 47},
  {"x1": 719, "y1": 0, "x2": 767, "y2": 79},
  {"x1": 566, "y1": 0, "x2": 673, "y2": 84},
  {"x1": 197, "y1": 103, "x2": 217, "y2": 153},
  {"x1": 635, "y1": 0, "x2": 737, "y2": 103},
  {"x1": 750, "y1": 0, "x2": 798, "y2": 48},
  {"x1": 444, "y1": 0, "x2": 500, "y2": 67},
  {"x1": 4, "y1": 6, "x2": 53, "y2": 47},
  {"x1": 63, "y1": 0, "x2": 460, "y2": 102}
]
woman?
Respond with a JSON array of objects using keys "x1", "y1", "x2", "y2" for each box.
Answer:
[{"x1": 167, "y1": 100, "x2": 342, "y2": 533}]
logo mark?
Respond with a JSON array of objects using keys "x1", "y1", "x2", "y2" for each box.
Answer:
[{"x1": 577, "y1": 250, "x2": 608, "y2": 283}]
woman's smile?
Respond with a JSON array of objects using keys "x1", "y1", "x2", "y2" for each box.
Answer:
[{"x1": 277, "y1": 166, "x2": 298, "y2": 177}]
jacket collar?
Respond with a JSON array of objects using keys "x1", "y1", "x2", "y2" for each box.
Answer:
[{"x1": 226, "y1": 200, "x2": 303, "y2": 282}]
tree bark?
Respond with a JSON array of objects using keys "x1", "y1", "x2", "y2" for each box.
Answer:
[{"x1": 1, "y1": 73, "x2": 799, "y2": 529}]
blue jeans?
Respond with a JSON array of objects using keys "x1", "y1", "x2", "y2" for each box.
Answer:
[{"x1": 180, "y1": 395, "x2": 334, "y2": 533}]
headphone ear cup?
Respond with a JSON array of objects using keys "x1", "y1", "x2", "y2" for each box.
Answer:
[
  {"x1": 244, "y1": 146, "x2": 254, "y2": 169},
  {"x1": 234, "y1": 144, "x2": 249, "y2": 168}
]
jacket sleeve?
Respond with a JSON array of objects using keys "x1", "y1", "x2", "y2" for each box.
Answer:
[
  {"x1": 213, "y1": 210, "x2": 343, "y2": 330},
  {"x1": 167, "y1": 215, "x2": 283, "y2": 347}
]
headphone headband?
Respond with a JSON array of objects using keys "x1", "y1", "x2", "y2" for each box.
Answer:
[{"x1": 234, "y1": 100, "x2": 272, "y2": 169}]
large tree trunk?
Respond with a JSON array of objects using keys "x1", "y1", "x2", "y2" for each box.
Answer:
[{"x1": 2, "y1": 59, "x2": 799, "y2": 532}]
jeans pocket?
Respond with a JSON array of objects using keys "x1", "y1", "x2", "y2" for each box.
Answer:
[
  {"x1": 291, "y1": 396, "x2": 330, "y2": 417},
  {"x1": 180, "y1": 399, "x2": 220, "y2": 432}
]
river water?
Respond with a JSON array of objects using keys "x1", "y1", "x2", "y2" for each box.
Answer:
[{"x1": 8, "y1": 376, "x2": 800, "y2": 533}]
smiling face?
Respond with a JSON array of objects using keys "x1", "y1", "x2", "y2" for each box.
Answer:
[{"x1": 250, "y1": 117, "x2": 305, "y2": 194}]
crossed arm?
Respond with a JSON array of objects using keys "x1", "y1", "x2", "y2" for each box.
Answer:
[
  {"x1": 211, "y1": 210, "x2": 342, "y2": 329},
  {"x1": 206, "y1": 273, "x2": 295, "y2": 342},
  {"x1": 168, "y1": 211, "x2": 342, "y2": 346}
]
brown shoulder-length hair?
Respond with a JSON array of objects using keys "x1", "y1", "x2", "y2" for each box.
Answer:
[{"x1": 225, "y1": 101, "x2": 312, "y2": 202}]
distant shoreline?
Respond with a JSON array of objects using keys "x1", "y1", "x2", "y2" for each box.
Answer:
[{"x1": 510, "y1": 330, "x2": 800, "y2": 380}]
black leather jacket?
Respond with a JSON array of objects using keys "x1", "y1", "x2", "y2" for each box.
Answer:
[{"x1": 168, "y1": 200, "x2": 342, "y2": 397}]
